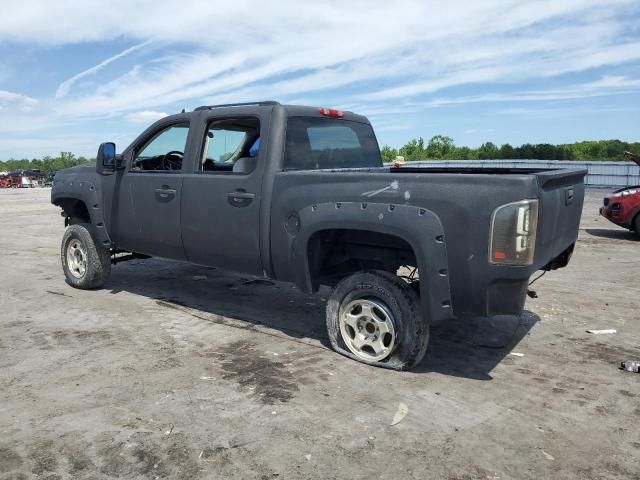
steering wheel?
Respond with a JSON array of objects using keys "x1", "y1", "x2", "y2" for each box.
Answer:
[{"x1": 161, "y1": 150, "x2": 184, "y2": 170}]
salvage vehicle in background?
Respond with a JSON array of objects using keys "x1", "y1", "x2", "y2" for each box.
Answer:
[
  {"x1": 51, "y1": 101, "x2": 586, "y2": 370},
  {"x1": 600, "y1": 152, "x2": 640, "y2": 237},
  {"x1": 0, "y1": 174, "x2": 10, "y2": 188},
  {"x1": 0, "y1": 172, "x2": 33, "y2": 188},
  {"x1": 0, "y1": 169, "x2": 49, "y2": 188}
]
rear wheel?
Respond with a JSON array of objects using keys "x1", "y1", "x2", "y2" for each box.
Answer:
[
  {"x1": 326, "y1": 270, "x2": 429, "y2": 370},
  {"x1": 61, "y1": 223, "x2": 111, "y2": 289},
  {"x1": 634, "y1": 214, "x2": 640, "y2": 238}
]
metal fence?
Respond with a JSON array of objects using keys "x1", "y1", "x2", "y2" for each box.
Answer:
[{"x1": 395, "y1": 160, "x2": 640, "y2": 187}]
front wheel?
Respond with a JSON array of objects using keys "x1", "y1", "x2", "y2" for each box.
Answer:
[
  {"x1": 61, "y1": 223, "x2": 111, "y2": 289},
  {"x1": 326, "y1": 270, "x2": 429, "y2": 370},
  {"x1": 634, "y1": 214, "x2": 640, "y2": 238}
]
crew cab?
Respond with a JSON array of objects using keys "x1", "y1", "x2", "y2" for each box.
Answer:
[
  {"x1": 52, "y1": 101, "x2": 586, "y2": 370},
  {"x1": 600, "y1": 152, "x2": 640, "y2": 236}
]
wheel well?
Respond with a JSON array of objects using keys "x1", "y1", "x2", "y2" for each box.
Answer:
[
  {"x1": 633, "y1": 210, "x2": 640, "y2": 232},
  {"x1": 307, "y1": 229, "x2": 417, "y2": 290},
  {"x1": 56, "y1": 198, "x2": 91, "y2": 224}
]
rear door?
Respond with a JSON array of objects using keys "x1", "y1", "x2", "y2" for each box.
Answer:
[
  {"x1": 181, "y1": 112, "x2": 268, "y2": 274},
  {"x1": 112, "y1": 121, "x2": 194, "y2": 259}
]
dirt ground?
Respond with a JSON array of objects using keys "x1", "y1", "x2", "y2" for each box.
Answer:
[{"x1": 0, "y1": 187, "x2": 638, "y2": 480}]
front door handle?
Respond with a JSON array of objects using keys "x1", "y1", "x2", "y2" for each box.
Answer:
[
  {"x1": 227, "y1": 189, "x2": 255, "y2": 207},
  {"x1": 155, "y1": 186, "x2": 177, "y2": 200}
]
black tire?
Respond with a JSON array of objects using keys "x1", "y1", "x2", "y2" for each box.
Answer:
[
  {"x1": 634, "y1": 214, "x2": 640, "y2": 238},
  {"x1": 61, "y1": 223, "x2": 111, "y2": 289},
  {"x1": 326, "y1": 270, "x2": 429, "y2": 371}
]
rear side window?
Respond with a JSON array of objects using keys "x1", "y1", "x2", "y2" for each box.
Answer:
[
  {"x1": 284, "y1": 117, "x2": 382, "y2": 170},
  {"x1": 200, "y1": 117, "x2": 260, "y2": 174}
]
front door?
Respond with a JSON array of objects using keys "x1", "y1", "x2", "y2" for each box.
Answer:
[
  {"x1": 181, "y1": 116, "x2": 264, "y2": 274},
  {"x1": 113, "y1": 122, "x2": 191, "y2": 259}
]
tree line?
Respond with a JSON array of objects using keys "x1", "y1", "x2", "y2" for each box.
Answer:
[
  {"x1": 0, "y1": 152, "x2": 93, "y2": 174},
  {"x1": 381, "y1": 137, "x2": 640, "y2": 162}
]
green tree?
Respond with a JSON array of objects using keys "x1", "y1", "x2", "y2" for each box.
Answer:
[
  {"x1": 426, "y1": 135, "x2": 454, "y2": 159},
  {"x1": 498, "y1": 143, "x2": 516, "y2": 159},
  {"x1": 0, "y1": 152, "x2": 94, "y2": 174},
  {"x1": 477, "y1": 142, "x2": 499, "y2": 159},
  {"x1": 399, "y1": 137, "x2": 426, "y2": 161},
  {"x1": 380, "y1": 145, "x2": 399, "y2": 162}
]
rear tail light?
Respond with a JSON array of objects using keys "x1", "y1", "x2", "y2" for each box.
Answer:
[
  {"x1": 318, "y1": 107, "x2": 344, "y2": 118},
  {"x1": 489, "y1": 199, "x2": 539, "y2": 266}
]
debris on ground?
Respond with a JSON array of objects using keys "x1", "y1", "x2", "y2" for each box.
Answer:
[
  {"x1": 509, "y1": 352, "x2": 525, "y2": 357},
  {"x1": 620, "y1": 360, "x2": 640, "y2": 372},
  {"x1": 46, "y1": 290, "x2": 74, "y2": 297},
  {"x1": 541, "y1": 450, "x2": 555, "y2": 461},
  {"x1": 586, "y1": 329, "x2": 617, "y2": 334},
  {"x1": 390, "y1": 402, "x2": 409, "y2": 426}
]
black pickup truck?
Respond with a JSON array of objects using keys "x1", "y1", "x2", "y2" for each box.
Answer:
[{"x1": 52, "y1": 101, "x2": 586, "y2": 370}]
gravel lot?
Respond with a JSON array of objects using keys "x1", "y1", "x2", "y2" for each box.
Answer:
[{"x1": 1, "y1": 187, "x2": 638, "y2": 480}]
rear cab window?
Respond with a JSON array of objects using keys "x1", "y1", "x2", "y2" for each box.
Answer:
[{"x1": 284, "y1": 117, "x2": 382, "y2": 170}]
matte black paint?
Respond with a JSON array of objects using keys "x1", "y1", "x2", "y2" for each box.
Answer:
[{"x1": 51, "y1": 103, "x2": 587, "y2": 322}]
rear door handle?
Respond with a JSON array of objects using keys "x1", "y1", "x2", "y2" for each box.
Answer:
[{"x1": 227, "y1": 190, "x2": 255, "y2": 207}]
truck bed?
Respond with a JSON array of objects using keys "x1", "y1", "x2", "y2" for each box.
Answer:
[{"x1": 269, "y1": 166, "x2": 586, "y2": 319}]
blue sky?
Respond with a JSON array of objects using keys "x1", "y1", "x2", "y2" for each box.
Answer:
[{"x1": 0, "y1": 0, "x2": 639, "y2": 158}]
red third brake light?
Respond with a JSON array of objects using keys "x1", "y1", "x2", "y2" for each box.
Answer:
[{"x1": 318, "y1": 107, "x2": 344, "y2": 118}]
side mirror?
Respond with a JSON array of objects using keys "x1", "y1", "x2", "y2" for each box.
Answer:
[{"x1": 96, "y1": 142, "x2": 116, "y2": 175}]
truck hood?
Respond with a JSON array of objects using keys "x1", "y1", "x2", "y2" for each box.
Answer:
[
  {"x1": 57, "y1": 162, "x2": 96, "y2": 176},
  {"x1": 607, "y1": 185, "x2": 640, "y2": 198}
]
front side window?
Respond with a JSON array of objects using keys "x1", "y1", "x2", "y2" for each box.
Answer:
[
  {"x1": 200, "y1": 118, "x2": 260, "y2": 174},
  {"x1": 132, "y1": 123, "x2": 189, "y2": 171},
  {"x1": 284, "y1": 117, "x2": 382, "y2": 170}
]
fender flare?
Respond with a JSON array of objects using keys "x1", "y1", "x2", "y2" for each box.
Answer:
[
  {"x1": 289, "y1": 201, "x2": 453, "y2": 324},
  {"x1": 51, "y1": 179, "x2": 112, "y2": 248}
]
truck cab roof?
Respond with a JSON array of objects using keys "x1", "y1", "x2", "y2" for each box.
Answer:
[{"x1": 183, "y1": 101, "x2": 371, "y2": 124}]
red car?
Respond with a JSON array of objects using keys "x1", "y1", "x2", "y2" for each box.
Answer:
[{"x1": 600, "y1": 152, "x2": 640, "y2": 236}]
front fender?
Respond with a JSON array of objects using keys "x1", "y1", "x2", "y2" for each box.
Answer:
[
  {"x1": 51, "y1": 178, "x2": 112, "y2": 248},
  {"x1": 290, "y1": 202, "x2": 453, "y2": 324}
]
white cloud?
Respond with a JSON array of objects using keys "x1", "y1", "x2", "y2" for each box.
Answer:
[
  {"x1": 0, "y1": 90, "x2": 37, "y2": 111},
  {"x1": 420, "y1": 75, "x2": 640, "y2": 108},
  {"x1": 0, "y1": 0, "x2": 639, "y2": 156},
  {"x1": 54, "y1": 1, "x2": 638, "y2": 118},
  {"x1": 124, "y1": 110, "x2": 169, "y2": 124},
  {"x1": 0, "y1": 90, "x2": 35, "y2": 103},
  {"x1": 56, "y1": 40, "x2": 152, "y2": 99}
]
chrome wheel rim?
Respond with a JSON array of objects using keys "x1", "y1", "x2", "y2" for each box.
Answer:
[
  {"x1": 339, "y1": 298, "x2": 396, "y2": 362},
  {"x1": 66, "y1": 239, "x2": 87, "y2": 279}
]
